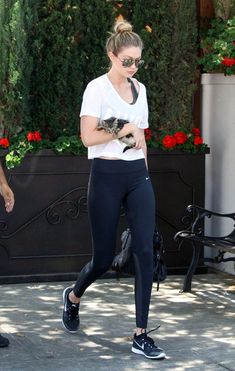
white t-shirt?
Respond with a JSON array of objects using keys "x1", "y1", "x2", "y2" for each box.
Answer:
[{"x1": 80, "y1": 73, "x2": 149, "y2": 161}]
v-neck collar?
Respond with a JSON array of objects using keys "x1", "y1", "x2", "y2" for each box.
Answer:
[{"x1": 105, "y1": 74, "x2": 140, "y2": 106}]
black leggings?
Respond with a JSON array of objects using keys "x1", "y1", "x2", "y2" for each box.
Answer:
[{"x1": 73, "y1": 158, "x2": 156, "y2": 328}]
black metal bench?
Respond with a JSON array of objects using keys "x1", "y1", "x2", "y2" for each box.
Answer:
[{"x1": 174, "y1": 205, "x2": 235, "y2": 292}]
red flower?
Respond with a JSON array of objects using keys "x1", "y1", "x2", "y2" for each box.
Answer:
[
  {"x1": 27, "y1": 132, "x2": 35, "y2": 142},
  {"x1": 174, "y1": 131, "x2": 187, "y2": 145},
  {"x1": 221, "y1": 57, "x2": 235, "y2": 67},
  {"x1": 144, "y1": 128, "x2": 152, "y2": 141},
  {"x1": 162, "y1": 135, "x2": 177, "y2": 149},
  {"x1": 192, "y1": 127, "x2": 200, "y2": 136},
  {"x1": 194, "y1": 136, "x2": 203, "y2": 145},
  {"x1": 27, "y1": 131, "x2": 42, "y2": 142},
  {"x1": 34, "y1": 131, "x2": 42, "y2": 142},
  {"x1": 0, "y1": 138, "x2": 10, "y2": 148}
]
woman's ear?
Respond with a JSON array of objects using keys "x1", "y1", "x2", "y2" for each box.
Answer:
[{"x1": 108, "y1": 51, "x2": 115, "y2": 64}]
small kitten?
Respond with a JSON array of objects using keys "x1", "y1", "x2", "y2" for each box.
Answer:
[{"x1": 97, "y1": 117, "x2": 135, "y2": 152}]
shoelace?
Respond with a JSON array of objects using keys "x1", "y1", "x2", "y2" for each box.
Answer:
[
  {"x1": 146, "y1": 325, "x2": 161, "y2": 335},
  {"x1": 67, "y1": 303, "x2": 79, "y2": 320},
  {"x1": 140, "y1": 325, "x2": 161, "y2": 349}
]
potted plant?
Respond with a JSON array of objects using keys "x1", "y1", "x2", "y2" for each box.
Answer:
[
  {"x1": 199, "y1": 16, "x2": 235, "y2": 74},
  {"x1": 1, "y1": 130, "x2": 86, "y2": 169}
]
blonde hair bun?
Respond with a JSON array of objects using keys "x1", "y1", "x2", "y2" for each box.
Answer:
[
  {"x1": 106, "y1": 19, "x2": 143, "y2": 54},
  {"x1": 114, "y1": 21, "x2": 133, "y2": 34}
]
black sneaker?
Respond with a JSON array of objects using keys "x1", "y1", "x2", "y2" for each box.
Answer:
[
  {"x1": 132, "y1": 326, "x2": 165, "y2": 360},
  {"x1": 0, "y1": 334, "x2": 9, "y2": 348},
  {"x1": 62, "y1": 287, "x2": 80, "y2": 333}
]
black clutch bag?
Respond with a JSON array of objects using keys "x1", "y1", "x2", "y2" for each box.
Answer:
[{"x1": 111, "y1": 228, "x2": 167, "y2": 290}]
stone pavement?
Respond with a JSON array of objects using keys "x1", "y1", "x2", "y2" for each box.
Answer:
[{"x1": 0, "y1": 271, "x2": 235, "y2": 371}]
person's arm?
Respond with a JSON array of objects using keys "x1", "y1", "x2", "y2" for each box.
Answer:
[
  {"x1": 0, "y1": 164, "x2": 14, "y2": 212},
  {"x1": 141, "y1": 136, "x2": 148, "y2": 169},
  {"x1": 138, "y1": 84, "x2": 149, "y2": 167},
  {"x1": 80, "y1": 116, "x2": 145, "y2": 149}
]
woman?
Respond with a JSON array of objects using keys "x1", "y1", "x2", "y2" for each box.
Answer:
[
  {"x1": 62, "y1": 20, "x2": 165, "y2": 360},
  {"x1": 0, "y1": 163, "x2": 14, "y2": 347}
]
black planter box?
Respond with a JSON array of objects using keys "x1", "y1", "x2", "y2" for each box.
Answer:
[
  {"x1": 0, "y1": 149, "x2": 208, "y2": 283},
  {"x1": 148, "y1": 148, "x2": 209, "y2": 274}
]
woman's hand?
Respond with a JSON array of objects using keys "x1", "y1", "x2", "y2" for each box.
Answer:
[
  {"x1": 131, "y1": 126, "x2": 145, "y2": 149},
  {"x1": 117, "y1": 123, "x2": 145, "y2": 149},
  {"x1": 0, "y1": 183, "x2": 15, "y2": 212}
]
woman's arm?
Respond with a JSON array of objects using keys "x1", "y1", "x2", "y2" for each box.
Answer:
[
  {"x1": 140, "y1": 133, "x2": 148, "y2": 169},
  {"x1": 80, "y1": 116, "x2": 144, "y2": 148}
]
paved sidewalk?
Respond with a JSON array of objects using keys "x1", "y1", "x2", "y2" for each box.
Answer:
[{"x1": 0, "y1": 271, "x2": 235, "y2": 371}]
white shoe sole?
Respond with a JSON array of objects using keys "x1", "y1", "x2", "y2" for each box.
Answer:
[{"x1": 132, "y1": 346, "x2": 166, "y2": 359}]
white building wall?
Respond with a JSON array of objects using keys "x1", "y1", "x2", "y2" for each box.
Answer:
[{"x1": 201, "y1": 73, "x2": 235, "y2": 275}]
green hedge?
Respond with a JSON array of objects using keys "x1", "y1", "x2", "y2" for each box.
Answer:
[
  {"x1": 0, "y1": 0, "x2": 198, "y2": 139},
  {"x1": 131, "y1": 0, "x2": 198, "y2": 130},
  {"x1": 27, "y1": 0, "x2": 114, "y2": 139},
  {"x1": 0, "y1": 0, "x2": 32, "y2": 134}
]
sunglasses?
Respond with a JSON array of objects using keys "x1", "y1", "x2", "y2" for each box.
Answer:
[{"x1": 116, "y1": 56, "x2": 145, "y2": 69}]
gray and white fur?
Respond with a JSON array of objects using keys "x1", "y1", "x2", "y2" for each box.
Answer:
[{"x1": 97, "y1": 117, "x2": 135, "y2": 152}]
